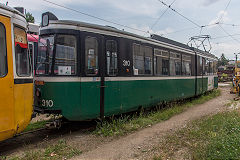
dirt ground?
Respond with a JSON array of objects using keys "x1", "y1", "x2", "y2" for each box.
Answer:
[
  {"x1": 72, "y1": 84, "x2": 235, "y2": 160},
  {"x1": 0, "y1": 84, "x2": 235, "y2": 160}
]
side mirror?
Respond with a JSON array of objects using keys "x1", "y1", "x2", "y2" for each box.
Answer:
[
  {"x1": 42, "y1": 14, "x2": 49, "y2": 27},
  {"x1": 41, "y1": 12, "x2": 58, "y2": 27}
]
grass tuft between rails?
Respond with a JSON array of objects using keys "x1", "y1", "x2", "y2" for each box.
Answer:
[
  {"x1": 154, "y1": 110, "x2": 240, "y2": 159},
  {"x1": 5, "y1": 139, "x2": 81, "y2": 160},
  {"x1": 23, "y1": 120, "x2": 48, "y2": 133},
  {"x1": 94, "y1": 89, "x2": 220, "y2": 137}
]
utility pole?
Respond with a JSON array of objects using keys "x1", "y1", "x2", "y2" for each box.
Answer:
[{"x1": 234, "y1": 53, "x2": 240, "y2": 69}]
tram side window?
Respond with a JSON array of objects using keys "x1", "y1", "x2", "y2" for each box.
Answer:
[
  {"x1": 0, "y1": 23, "x2": 7, "y2": 77},
  {"x1": 106, "y1": 40, "x2": 118, "y2": 76},
  {"x1": 154, "y1": 49, "x2": 169, "y2": 76},
  {"x1": 133, "y1": 44, "x2": 143, "y2": 75},
  {"x1": 198, "y1": 56, "x2": 203, "y2": 76},
  {"x1": 85, "y1": 37, "x2": 98, "y2": 75},
  {"x1": 213, "y1": 61, "x2": 217, "y2": 74},
  {"x1": 54, "y1": 35, "x2": 77, "y2": 75},
  {"x1": 170, "y1": 52, "x2": 181, "y2": 76},
  {"x1": 182, "y1": 54, "x2": 191, "y2": 76},
  {"x1": 144, "y1": 46, "x2": 153, "y2": 75},
  {"x1": 204, "y1": 59, "x2": 209, "y2": 75},
  {"x1": 133, "y1": 44, "x2": 153, "y2": 75},
  {"x1": 209, "y1": 61, "x2": 213, "y2": 75},
  {"x1": 14, "y1": 26, "x2": 31, "y2": 76}
]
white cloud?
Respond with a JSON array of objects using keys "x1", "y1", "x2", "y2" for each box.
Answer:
[
  {"x1": 202, "y1": 0, "x2": 222, "y2": 6},
  {"x1": 5, "y1": 0, "x2": 161, "y2": 17},
  {"x1": 208, "y1": 10, "x2": 229, "y2": 27},
  {"x1": 212, "y1": 42, "x2": 239, "y2": 59}
]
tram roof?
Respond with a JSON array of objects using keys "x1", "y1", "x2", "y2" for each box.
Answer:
[
  {"x1": 45, "y1": 18, "x2": 217, "y2": 59},
  {"x1": 0, "y1": 3, "x2": 25, "y2": 18}
]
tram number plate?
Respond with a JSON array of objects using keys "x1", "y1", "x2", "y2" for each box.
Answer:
[{"x1": 42, "y1": 99, "x2": 54, "y2": 107}]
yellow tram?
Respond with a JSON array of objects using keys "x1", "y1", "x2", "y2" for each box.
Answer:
[{"x1": 0, "y1": 4, "x2": 33, "y2": 141}]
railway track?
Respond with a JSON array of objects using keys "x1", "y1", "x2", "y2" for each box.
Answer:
[{"x1": 0, "y1": 120, "x2": 97, "y2": 155}]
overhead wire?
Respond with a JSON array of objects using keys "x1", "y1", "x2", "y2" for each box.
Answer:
[
  {"x1": 217, "y1": 0, "x2": 232, "y2": 22},
  {"x1": 211, "y1": 33, "x2": 240, "y2": 40},
  {"x1": 157, "y1": 0, "x2": 201, "y2": 28},
  {"x1": 147, "y1": 0, "x2": 177, "y2": 35},
  {"x1": 41, "y1": 0, "x2": 150, "y2": 35},
  {"x1": 217, "y1": 24, "x2": 240, "y2": 44}
]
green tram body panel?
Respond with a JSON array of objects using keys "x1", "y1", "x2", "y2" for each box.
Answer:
[{"x1": 37, "y1": 76, "x2": 217, "y2": 121}]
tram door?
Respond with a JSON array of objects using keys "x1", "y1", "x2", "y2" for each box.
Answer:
[
  {"x1": 104, "y1": 38, "x2": 120, "y2": 116},
  {"x1": 0, "y1": 15, "x2": 15, "y2": 140},
  {"x1": 80, "y1": 33, "x2": 101, "y2": 119}
]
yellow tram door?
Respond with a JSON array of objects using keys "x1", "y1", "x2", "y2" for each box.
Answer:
[{"x1": 0, "y1": 15, "x2": 15, "y2": 141}]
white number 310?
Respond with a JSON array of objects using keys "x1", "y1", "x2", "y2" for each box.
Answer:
[
  {"x1": 123, "y1": 60, "x2": 130, "y2": 66},
  {"x1": 42, "y1": 99, "x2": 54, "y2": 107}
]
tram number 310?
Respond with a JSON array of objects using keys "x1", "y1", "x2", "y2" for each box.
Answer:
[
  {"x1": 123, "y1": 60, "x2": 130, "y2": 67},
  {"x1": 42, "y1": 99, "x2": 54, "y2": 107}
]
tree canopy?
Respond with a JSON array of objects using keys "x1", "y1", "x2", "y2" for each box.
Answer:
[
  {"x1": 26, "y1": 12, "x2": 35, "y2": 23},
  {"x1": 217, "y1": 53, "x2": 229, "y2": 67}
]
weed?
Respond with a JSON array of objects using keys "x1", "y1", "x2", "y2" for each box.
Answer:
[
  {"x1": 154, "y1": 111, "x2": 240, "y2": 159},
  {"x1": 7, "y1": 139, "x2": 81, "y2": 160},
  {"x1": 23, "y1": 121, "x2": 48, "y2": 132},
  {"x1": 95, "y1": 89, "x2": 220, "y2": 137}
]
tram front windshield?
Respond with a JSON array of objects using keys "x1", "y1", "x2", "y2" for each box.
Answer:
[
  {"x1": 36, "y1": 34, "x2": 77, "y2": 76},
  {"x1": 36, "y1": 35, "x2": 54, "y2": 75}
]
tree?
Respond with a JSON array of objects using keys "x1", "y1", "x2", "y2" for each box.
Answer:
[
  {"x1": 217, "y1": 53, "x2": 229, "y2": 67},
  {"x1": 26, "y1": 12, "x2": 35, "y2": 23}
]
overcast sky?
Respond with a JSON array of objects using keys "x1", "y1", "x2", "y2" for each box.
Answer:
[{"x1": 4, "y1": 0, "x2": 240, "y2": 59}]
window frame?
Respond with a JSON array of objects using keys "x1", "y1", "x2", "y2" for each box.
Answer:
[
  {"x1": 170, "y1": 51, "x2": 181, "y2": 76},
  {"x1": 35, "y1": 34, "x2": 55, "y2": 76},
  {"x1": 106, "y1": 40, "x2": 118, "y2": 76},
  {"x1": 14, "y1": 25, "x2": 31, "y2": 77},
  {"x1": 85, "y1": 36, "x2": 99, "y2": 76},
  {"x1": 53, "y1": 34, "x2": 78, "y2": 76},
  {"x1": 0, "y1": 22, "x2": 8, "y2": 78},
  {"x1": 181, "y1": 54, "x2": 192, "y2": 76},
  {"x1": 154, "y1": 48, "x2": 170, "y2": 76},
  {"x1": 133, "y1": 43, "x2": 153, "y2": 76}
]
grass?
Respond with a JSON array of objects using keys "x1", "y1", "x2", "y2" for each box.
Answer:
[
  {"x1": 5, "y1": 139, "x2": 81, "y2": 160},
  {"x1": 94, "y1": 89, "x2": 221, "y2": 137},
  {"x1": 23, "y1": 120, "x2": 48, "y2": 133},
  {"x1": 154, "y1": 110, "x2": 240, "y2": 160}
]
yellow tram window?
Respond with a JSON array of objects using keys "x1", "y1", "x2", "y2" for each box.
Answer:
[
  {"x1": 0, "y1": 23, "x2": 7, "y2": 77},
  {"x1": 14, "y1": 26, "x2": 31, "y2": 76}
]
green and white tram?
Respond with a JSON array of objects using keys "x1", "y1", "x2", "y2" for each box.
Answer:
[{"x1": 34, "y1": 12, "x2": 218, "y2": 121}]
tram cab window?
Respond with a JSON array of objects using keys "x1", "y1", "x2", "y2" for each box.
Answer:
[
  {"x1": 14, "y1": 26, "x2": 31, "y2": 77},
  {"x1": 182, "y1": 54, "x2": 191, "y2": 76},
  {"x1": 154, "y1": 49, "x2": 169, "y2": 76},
  {"x1": 170, "y1": 52, "x2": 181, "y2": 76},
  {"x1": 36, "y1": 35, "x2": 54, "y2": 75},
  {"x1": 54, "y1": 35, "x2": 77, "y2": 75},
  {"x1": 0, "y1": 23, "x2": 7, "y2": 77},
  {"x1": 85, "y1": 37, "x2": 98, "y2": 75},
  {"x1": 133, "y1": 43, "x2": 152, "y2": 75},
  {"x1": 106, "y1": 40, "x2": 118, "y2": 76}
]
